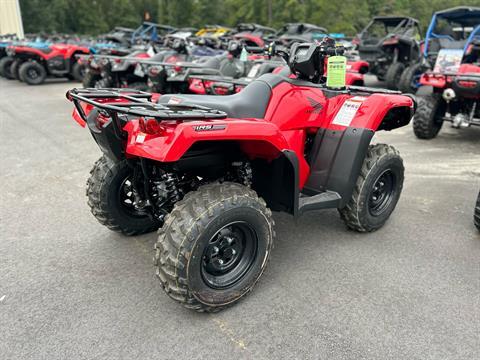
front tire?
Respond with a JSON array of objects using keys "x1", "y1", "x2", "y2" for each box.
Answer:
[
  {"x1": 10, "y1": 59, "x2": 23, "y2": 80},
  {"x1": 71, "y1": 61, "x2": 85, "y2": 82},
  {"x1": 474, "y1": 191, "x2": 480, "y2": 231},
  {"x1": 385, "y1": 62, "x2": 405, "y2": 90},
  {"x1": 155, "y1": 182, "x2": 274, "y2": 312},
  {"x1": 86, "y1": 156, "x2": 161, "y2": 235},
  {"x1": 413, "y1": 92, "x2": 445, "y2": 139},
  {"x1": 398, "y1": 63, "x2": 424, "y2": 93},
  {"x1": 18, "y1": 61, "x2": 47, "y2": 85},
  {"x1": 339, "y1": 144, "x2": 404, "y2": 232}
]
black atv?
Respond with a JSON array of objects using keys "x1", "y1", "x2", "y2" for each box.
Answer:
[
  {"x1": 356, "y1": 16, "x2": 422, "y2": 89},
  {"x1": 272, "y1": 23, "x2": 328, "y2": 49},
  {"x1": 399, "y1": 6, "x2": 480, "y2": 93}
]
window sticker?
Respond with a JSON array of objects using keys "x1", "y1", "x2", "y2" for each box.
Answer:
[{"x1": 332, "y1": 98, "x2": 365, "y2": 126}]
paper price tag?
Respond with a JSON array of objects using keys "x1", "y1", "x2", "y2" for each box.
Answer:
[{"x1": 326, "y1": 55, "x2": 347, "y2": 88}]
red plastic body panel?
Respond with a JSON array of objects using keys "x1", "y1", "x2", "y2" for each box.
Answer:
[
  {"x1": 420, "y1": 64, "x2": 480, "y2": 89},
  {"x1": 113, "y1": 81, "x2": 413, "y2": 188},
  {"x1": 10, "y1": 43, "x2": 90, "y2": 60}
]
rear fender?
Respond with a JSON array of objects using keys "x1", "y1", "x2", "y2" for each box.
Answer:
[
  {"x1": 123, "y1": 118, "x2": 290, "y2": 163},
  {"x1": 419, "y1": 73, "x2": 446, "y2": 88}
]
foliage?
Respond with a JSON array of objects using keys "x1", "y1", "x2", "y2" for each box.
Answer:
[{"x1": 20, "y1": 0, "x2": 480, "y2": 36}]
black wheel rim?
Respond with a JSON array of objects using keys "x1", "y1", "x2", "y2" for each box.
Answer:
[
  {"x1": 117, "y1": 178, "x2": 148, "y2": 218},
  {"x1": 28, "y1": 67, "x2": 39, "y2": 79},
  {"x1": 201, "y1": 221, "x2": 258, "y2": 289},
  {"x1": 368, "y1": 170, "x2": 396, "y2": 216}
]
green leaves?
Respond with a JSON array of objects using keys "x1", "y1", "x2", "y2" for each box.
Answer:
[{"x1": 19, "y1": 0, "x2": 480, "y2": 36}]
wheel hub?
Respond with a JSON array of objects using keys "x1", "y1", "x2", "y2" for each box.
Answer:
[
  {"x1": 201, "y1": 222, "x2": 257, "y2": 289},
  {"x1": 204, "y1": 231, "x2": 243, "y2": 274},
  {"x1": 368, "y1": 170, "x2": 395, "y2": 216},
  {"x1": 28, "y1": 68, "x2": 38, "y2": 79}
]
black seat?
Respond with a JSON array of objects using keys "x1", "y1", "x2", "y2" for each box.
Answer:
[{"x1": 158, "y1": 77, "x2": 274, "y2": 118}]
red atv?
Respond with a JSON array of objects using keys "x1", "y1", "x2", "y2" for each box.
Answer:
[
  {"x1": 67, "y1": 39, "x2": 414, "y2": 312},
  {"x1": 6, "y1": 43, "x2": 90, "y2": 85},
  {"x1": 188, "y1": 58, "x2": 368, "y2": 95},
  {"x1": 413, "y1": 63, "x2": 480, "y2": 139}
]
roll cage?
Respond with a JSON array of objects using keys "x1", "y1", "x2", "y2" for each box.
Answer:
[
  {"x1": 359, "y1": 16, "x2": 421, "y2": 43},
  {"x1": 423, "y1": 6, "x2": 480, "y2": 57}
]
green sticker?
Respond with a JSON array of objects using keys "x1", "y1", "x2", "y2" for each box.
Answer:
[
  {"x1": 240, "y1": 47, "x2": 248, "y2": 62},
  {"x1": 326, "y1": 55, "x2": 347, "y2": 88}
]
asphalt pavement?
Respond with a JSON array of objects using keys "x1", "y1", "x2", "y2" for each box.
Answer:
[{"x1": 0, "y1": 77, "x2": 479, "y2": 360}]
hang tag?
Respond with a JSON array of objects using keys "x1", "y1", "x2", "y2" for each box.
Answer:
[
  {"x1": 326, "y1": 55, "x2": 347, "y2": 88},
  {"x1": 147, "y1": 45, "x2": 155, "y2": 57},
  {"x1": 240, "y1": 47, "x2": 248, "y2": 62}
]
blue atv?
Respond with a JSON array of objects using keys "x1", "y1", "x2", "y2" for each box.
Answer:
[{"x1": 399, "y1": 6, "x2": 480, "y2": 93}]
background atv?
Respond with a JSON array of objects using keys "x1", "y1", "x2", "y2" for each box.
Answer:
[
  {"x1": 67, "y1": 39, "x2": 415, "y2": 312},
  {"x1": 272, "y1": 23, "x2": 328, "y2": 49},
  {"x1": 143, "y1": 40, "x2": 249, "y2": 94},
  {"x1": 399, "y1": 6, "x2": 480, "y2": 93},
  {"x1": 6, "y1": 42, "x2": 90, "y2": 85},
  {"x1": 356, "y1": 16, "x2": 422, "y2": 89},
  {"x1": 413, "y1": 54, "x2": 480, "y2": 139}
]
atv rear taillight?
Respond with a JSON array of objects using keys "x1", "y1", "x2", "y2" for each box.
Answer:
[
  {"x1": 458, "y1": 80, "x2": 477, "y2": 88},
  {"x1": 174, "y1": 65, "x2": 183, "y2": 72},
  {"x1": 139, "y1": 117, "x2": 165, "y2": 136}
]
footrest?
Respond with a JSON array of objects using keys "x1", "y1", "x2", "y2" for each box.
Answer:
[{"x1": 298, "y1": 191, "x2": 341, "y2": 215}]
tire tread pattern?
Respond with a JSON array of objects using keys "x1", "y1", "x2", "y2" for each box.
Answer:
[
  {"x1": 86, "y1": 156, "x2": 159, "y2": 236},
  {"x1": 154, "y1": 182, "x2": 274, "y2": 312},
  {"x1": 339, "y1": 144, "x2": 403, "y2": 232},
  {"x1": 413, "y1": 94, "x2": 442, "y2": 139}
]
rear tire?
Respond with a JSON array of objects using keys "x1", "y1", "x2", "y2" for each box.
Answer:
[
  {"x1": 339, "y1": 144, "x2": 404, "y2": 232},
  {"x1": 474, "y1": 191, "x2": 480, "y2": 231},
  {"x1": 82, "y1": 71, "x2": 101, "y2": 88},
  {"x1": 0, "y1": 56, "x2": 14, "y2": 78},
  {"x1": 18, "y1": 61, "x2": 47, "y2": 85},
  {"x1": 385, "y1": 62, "x2": 405, "y2": 90},
  {"x1": 155, "y1": 182, "x2": 274, "y2": 312},
  {"x1": 71, "y1": 62, "x2": 85, "y2": 82},
  {"x1": 413, "y1": 92, "x2": 445, "y2": 139},
  {"x1": 398, "y1": 63, "x2": 424, "y2": 93},
  {"x1": 10, "y1": 59, "x2": 23, "y2": 80},
  {"x1": 86, "y1": 156, "x2": 161, "y2": 235}
]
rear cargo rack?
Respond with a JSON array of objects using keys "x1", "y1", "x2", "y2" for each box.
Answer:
[{"x1": 66, "y1": 88, "x2": 228, "y2": 121}]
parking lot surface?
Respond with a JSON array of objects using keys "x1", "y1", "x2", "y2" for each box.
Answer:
[{"x1": 0, "y1": 77, "x2": 479, "y2": 360}]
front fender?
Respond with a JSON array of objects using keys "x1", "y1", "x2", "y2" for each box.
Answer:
[{"x1": 329, "y1": 93, "x2": 415, "y2": 131}]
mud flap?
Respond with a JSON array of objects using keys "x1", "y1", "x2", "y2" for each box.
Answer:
[{"x1": 303, "y1": 127, "x2": 374, "y2": 209}]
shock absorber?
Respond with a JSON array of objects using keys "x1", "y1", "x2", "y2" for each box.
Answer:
[{"x1": 151, "y1": 172, "x2": 182, "y2": 221}]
